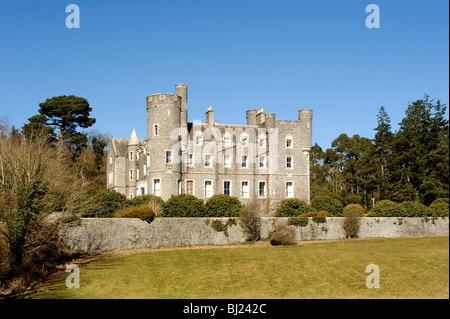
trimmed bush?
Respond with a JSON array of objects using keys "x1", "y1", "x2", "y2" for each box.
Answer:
[
  {"x1": 205, "y1": 194, "x2": 242, "y2": 217},
  {"x1": 115, "y1": 206, "x2": 155, "y2": 223},
  {"x1": 130, "y1": 194, "x2": 164, "y2": 208},
  {"x1": 430, "y1": 198, "x2": 449, "y2": 217},
  {"x1": 269, "y1": 223, "x2": 296, "y2": 246},
  {"x1": 311, "y1": 196, "x2": 344, "y2": 216},
  {"x1": 274, "y1": 198, "x2": 312, "y2": 217},
  {"x1": 367, "y1": 200, "x2": 402, "y2": 217},
  {"x1": 400, "y1": 201, "x2": 434, "y2": 217},
  {"x1": 78, "y1": 189, "x2": 128, "y2": 218},
  {"x1": 163, "y1": 194, "x2": 206, "y2": 217},
  {"x1": 343, "y1": 204, "x2": 365, "y2": 217}
]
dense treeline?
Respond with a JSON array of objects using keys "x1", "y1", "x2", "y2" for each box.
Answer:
[{"x1": 310, "y1": 95, "x2": 449, "y2": 208}]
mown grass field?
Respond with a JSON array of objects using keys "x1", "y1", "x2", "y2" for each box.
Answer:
[{"x1": 32, "y1": 236, "x2": 449, "y2": 299}]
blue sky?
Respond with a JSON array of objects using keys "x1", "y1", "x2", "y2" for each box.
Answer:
[{"x1": 0, "y1": 0, "x2": 448, "y2": 149}]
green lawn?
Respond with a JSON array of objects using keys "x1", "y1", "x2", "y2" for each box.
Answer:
[{"x1": 33, "y1": 236, "x2": 449, "y2": 299}]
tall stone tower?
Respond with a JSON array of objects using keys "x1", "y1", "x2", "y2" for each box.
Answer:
[
  {"x1": 126, "y1": 128, "x2": 139, "y2": 198},
  {"x1": 146, "y1": 84, "x2": 188, "y2": 199}
]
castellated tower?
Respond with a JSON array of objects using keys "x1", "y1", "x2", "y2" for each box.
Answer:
[{"x1": 146, "y1": 85, "x2": 187, "y2": 200}]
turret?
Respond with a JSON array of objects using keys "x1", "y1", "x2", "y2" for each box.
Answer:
[
  {"x1": 176, "y1": 83, "x2": 188, "y2": 128},
  {"x1": 298, "y1": 109, "x2": 313, "y2": 148},
  {"x1": 126, "y1": 128, "x2": 139, "y2": 199},
  {"x1": 206, "y1": 106, "x2": 214, "y2": 127}
]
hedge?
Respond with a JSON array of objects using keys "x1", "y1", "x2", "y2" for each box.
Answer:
[
  {"x1": 115, "y1": 206, "x2": 155, "y2": 223},
  {"x1": 163, "y1": 194, "x2": 206, "y2": 217},
  {"x1": 274, "y1": 198, "x2": 312, "y2": 217},
  {"x1": 205, "y1": 194, "x2": 242, "y2": 217},
  {"x1": 310, "y1": 196, "x2": 344, "y2": 216}
]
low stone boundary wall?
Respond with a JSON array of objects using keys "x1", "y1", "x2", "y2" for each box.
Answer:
[{"x1": 60, "y1": 217, "x2": 449, "y2": 252}]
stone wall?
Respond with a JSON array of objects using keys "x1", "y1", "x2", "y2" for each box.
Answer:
[{"x1": 59, "y1": 217, "x2": 449, "y2": 252}]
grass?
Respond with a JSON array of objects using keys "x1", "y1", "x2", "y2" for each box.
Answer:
[{"x1": 31, "y1": 236, "x2": 449, "y2": 299}]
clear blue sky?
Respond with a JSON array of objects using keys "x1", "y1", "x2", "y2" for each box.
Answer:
[{"x1": 0, "y1": 0, "x2": 448, "y2": 149}]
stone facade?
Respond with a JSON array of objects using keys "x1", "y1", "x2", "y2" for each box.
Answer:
[{"x1": 107, "y1": 84, "x2": 313, "y2": 213}]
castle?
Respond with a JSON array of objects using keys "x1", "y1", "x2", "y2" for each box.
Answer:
[{"x1": 107, "y1": 84, "x2": 313, "y2": 213}]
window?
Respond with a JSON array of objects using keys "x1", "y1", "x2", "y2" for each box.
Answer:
[
  {"x1": 224, "y1": 181, "x2": 231, "y2": 195},
  {"x1": 195, "y1": 135, "x2": 202, "y2": 145},
  {"x1": 143, "y1": 164, "x2": 147, "y2": 175},
  {"x1": 286, "y1": 157, "x2": 292, "y2": 168},
  {"x1": 178, "y1": 180, "x2": 182, "y2": 195},
  {"x1": 109, "y1": 156, "x2": 112, "y2": 164},
  {"x1": 286, "y1": 182, "x2": 293, "y2": 198},
  {"x1": 242, "y1": 155, "x2": 248, "y2": 168},
  {"x1": 129, "y1": 169, "x2": 133, "y2": 181},
  {"x1": 205, "y1": 154, "x2": 212, "y2": 167},
  {"x1": 129, "y1": 152, "x2": 133, "y2": 161},
  {"x1": 224, "y1": 135, "x2": 232, "y2": 147},
  {"x1": 205, "y1": 181, "x2": 212, "y2": 197},
  {"x1": 140, "y1": 187, "x2": 145, "y2": 195},
  {"x1": 137, "y1": 168, "x2": 140, "y2": 179},
  {"x1": 241, "y1": 136, "x2": 248, "y2": 147},
  {"x1": 224, "y1": 155, "x2": 231, "y2": 167},
  {"x1": 241, "y1": 181, "x2": 249, "y2": 198},
  {"x1": 129, "y1": 194, "x2": 133, "y2": 199},
  {"x1": 259, "y1": 156, "x2": 266, "y2": 168},
  {"x1": 259, "y1": 182, "x2": 266, "y2": 198},
  {"x1": 154, "y1": 125, "x2": 158, "y2": 136},
  {"x1": 259, "y1": 138, "x2": 266, "y2": 147},
  {"x1": 187, "y1": 154, "x2": 193, "y2": 166},
  {"x1": 286, "y1": 138, "x2": 292, "y2": 148},
  {"x1": 166, "y1": 151, "x2": 173, "y2": 164},
  {"x1": 153, "y1": 179, "x2": 161, "y2": 196},
  {"x1": 186, "y1": 180, "x2": 194, "y2": 195},
  {"x1": 147, "y1": 153, "x2": 150, "y2": 167}
]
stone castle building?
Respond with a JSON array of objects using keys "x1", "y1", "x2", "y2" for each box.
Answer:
[{"x1": 107, "y1": 84, "x2": 313, "y2": 213}]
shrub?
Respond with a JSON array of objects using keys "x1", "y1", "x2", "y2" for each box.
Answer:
[
  {"x1": 298, "y1": 211, "x2": 334, "y2": 218},
  {"x1": 345, "y1": 194, "x2": 363, "y2": 206},
  {"x1": 287, "y1": 216, "x2": 309, "y2": 227},
  {"x1": 429, "y1": 198, "x2": 449, "y2": 217},
  {"x1": 400, "y1": 201, "x2": 434, "y2": 217},
  {"x1": 130, "y1": 195, "x2": 164, "y2": 209},
  {"x1": 115, "y1": 206, "x2": 155, "y2": 223},
  {"x1": 205, "y1": 194, "x2": 242, "y2": 217},
  {"x1": 162, "y1": 194, "x2": 206, "y2": 217},
  {"x1": 77, "y1": 189, "x2": 128, "y2": 218},
  {"x1": 343, "y1": 209, "x2": 360, "y2": 238},
  {"x1": 367, "y1": 200, "x2": 402, "y2": 217},
  {"x1": 311, "y1": 196, "x2": 343, "y2": 216},
  {"x1": 238, "y1": 202, "x2": 260, "y2": 241},
  {"x1": 269, "y1": 223, "x2": 296, "y2": 246},
  {"x1": 343, "y1": 204, "x2": 365, "y2": 217},
  {"x1": 274, "y1": 198, "x2": 312, "y2": 217}
]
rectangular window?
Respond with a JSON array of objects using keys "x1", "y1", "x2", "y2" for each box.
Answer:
[
  {"x1": 286, "y1": 182, "x2": 293, "y2": 198},
  {"x1": 224, "y1": 136, "x2": 231, "y2": 147},
  {"x1": 286, "y1": 157, "x2": 292, "y2": 168},
  {"x1": 224, "y1": 155, "x2": 231, "y2": 167},
  {"x1": 259, "y1": 138, "x2": 265, "y2": 147},
  {"x1": 143, "y1": 164, "x2": 147, "y2": 175},
  {"x1": 259, "y1": 181, "x2": 266, "y2": 198},
  {"x1": 129, "y1": 152, "x2": 133, "y2": 161},
  {"x1": 187, "y1": 154, "x2": 193, "y2": 166},
  {"x1": 178, "y1": 180, "x2": 182, "y2": 195},
  {"x1": 241, "y1": 181, "x2": 249, "y2": 198},
  {"x1": 166, "y1": 151, "x2": 173, "y2": 164},
  {"x1": 205, "y1": 154, "x2": 212, "y2": 167},
  {"x1": 286, "y1": 139, "x2": 292, "y2": 148},
  {"x1": 154, "y1": 179, "x2": 161, "y2": 196},
  {"x1": 186, "y1": 180, "x2": 193, "y2": 195},
  {"x1": 242, "y1": 155, "x2": 248, "y2": 168},
  {"x1": 241, "y1": 136, "x2": 248, "y2": 147},
  {"x1": 195, "y1": 135, "x2": 202, "y2": 145},
  {"x1": 205, "y1": 181, "x2": 212, "y2": 197},
  {"x1": 224, "y1": 181, "x2": 231, "y2": 196},
  {"x1": 259, "y1": 156, "x2": 265, "y2": 168},
  {"x1": 140, "y1": 187, "x2": 145, "y2": 195},
  {"x1": 129, "y1": 169, "x2": 133, "y2": 181}
]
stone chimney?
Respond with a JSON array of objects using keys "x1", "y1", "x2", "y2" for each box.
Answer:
[{"x1": 206, "y1": 106, "x2": 214, "y2": 127}]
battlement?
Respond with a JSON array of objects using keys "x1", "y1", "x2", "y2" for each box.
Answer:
[
  {"x1": 275, "y1": 119, "x2": 301, "y2": 128},
  {"x1": 146, "y1": 93, "x2": 182, "y2": 105},
  {"x1": 298, "y1": 109, "x2": 313, "y2": 120}
]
